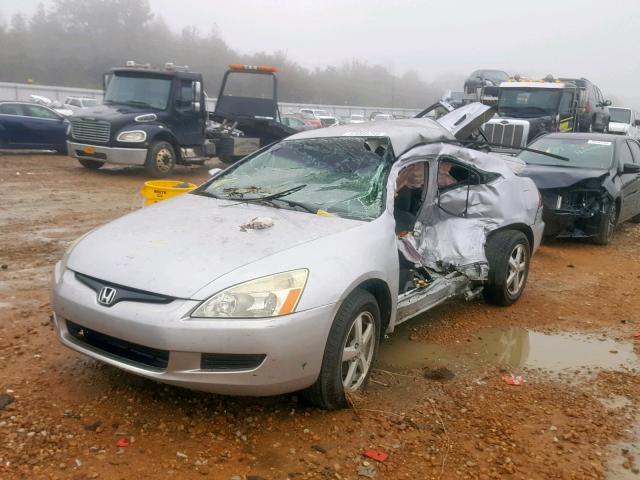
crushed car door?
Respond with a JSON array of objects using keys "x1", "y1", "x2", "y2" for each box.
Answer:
[{"x1": 395, "y1": 156, "x2": 483, "y2": 324}]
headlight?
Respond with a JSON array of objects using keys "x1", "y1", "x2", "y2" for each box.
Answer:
[
  {"x1": 117, "y1": 130, "x2": 146, "y2": 142},
  {"x1": 191, "y1": 269, "x2": 308, "y2": 318}
]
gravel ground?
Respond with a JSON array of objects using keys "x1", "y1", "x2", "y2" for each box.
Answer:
[{"x1": 1, "y1": 153, "x2": 640, "y2": 479}]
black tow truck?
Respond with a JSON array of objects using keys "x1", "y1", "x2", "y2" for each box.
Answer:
[{"x1": 67, "y1": 62, "x2": 294, "y2": 176}]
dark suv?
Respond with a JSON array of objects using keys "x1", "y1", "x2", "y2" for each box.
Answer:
[
  {"x1": 559, "y1": 78, "x2": 610, "y2": 132},
  {"x1": 464, "y1": 69, "x2": 509, "y2": 97}
]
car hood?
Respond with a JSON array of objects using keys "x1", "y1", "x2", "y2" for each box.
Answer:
[
  {"x1": 72, "y1": 104, "x2": 155, "y2": 122},
  {"x1": 67, "y1": 193, "x2": 363, "y2": 299},
  {"x1": 520, "y1": 164, "x2": 609, "y2": 189}
]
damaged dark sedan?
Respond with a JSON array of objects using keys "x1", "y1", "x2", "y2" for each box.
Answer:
[{"x1": 519, "y1": 133, "x2": 640, "y2": 244}]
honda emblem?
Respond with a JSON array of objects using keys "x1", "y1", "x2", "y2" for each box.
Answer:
[{"x1": 97, "y1": 286, "x2": 117, "y2": 306}]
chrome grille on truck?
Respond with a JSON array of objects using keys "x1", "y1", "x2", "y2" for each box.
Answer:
[
  {"x1": 70, "y1": 118, "x2": 111, "y2": 143},
  {"x1": 483, "y1": 122, "x2": 526, "y2": 149}
]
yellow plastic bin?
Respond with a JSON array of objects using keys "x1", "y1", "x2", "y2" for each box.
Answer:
[{"x1": 140, "y1": 180, "x2": 197, "y2": 206}]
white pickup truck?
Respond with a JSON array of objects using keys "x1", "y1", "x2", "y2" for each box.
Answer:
[{"x1": 608, "y1": 107, "x2": 640, "y2": 139}]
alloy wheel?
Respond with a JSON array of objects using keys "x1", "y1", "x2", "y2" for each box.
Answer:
[
  {"x1": 341, "y1": 311, "x2": 376, "y2": 391},
  {"x1": 506, "y1": 244, "x2": 528, "y2": 296}
]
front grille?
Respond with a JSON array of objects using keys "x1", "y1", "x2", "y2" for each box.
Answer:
[
  {"x1": 75, "y1": 272, "x2": 174, "y2": 307},
  {"x1": 66, "y1": 320, "x2": 169, "y2": 370},
  {"x1": 71, "y1": 118, "x2": 111, "y2": 143},
  {"x1": 483, "y1": 122, "x2": 526, "y2": 148},
  {"x1": 200, "y1": 353, "x2": 266, "y2": 371}
]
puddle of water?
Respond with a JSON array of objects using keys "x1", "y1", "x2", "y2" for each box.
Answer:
[
  {"x1": 378, "y1": 326, "x2": 639, "y2": 374},
  {"x1": 607, "y1": 419, "x2": 640, "y2": 479}
]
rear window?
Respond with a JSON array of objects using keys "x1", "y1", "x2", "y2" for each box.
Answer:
[{"x1": 519, "y1": 137, "x2": 614, "y2": 169}]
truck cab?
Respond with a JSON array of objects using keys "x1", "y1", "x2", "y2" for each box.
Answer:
[
  {"x1": 67, "y1": 61, "x2": 211, "y2": 177},
  {"x1": 207, "y1": 64, "x2": 296, "y2": 163},
  {"x1": 482, "y1": 77, "x2": 580, "y2": 153}
]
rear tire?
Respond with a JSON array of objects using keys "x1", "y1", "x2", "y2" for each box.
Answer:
[
  {"x1": 592, "y1": 201, "x2": 618, "y2": 245},
  {"x1": 78, "y1": 159, "x2": 104, "y2": 170},
  {"x1": 484, "y1": 230, "x2": 531, "y2": 306},
  {"x1": 145, "y1": 141, "x2": 176, "y2": 178},
  {"x1": 304, "y1": 289, "x2": 380, "y2": 410}
]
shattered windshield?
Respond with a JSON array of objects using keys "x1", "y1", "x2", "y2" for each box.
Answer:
[
  {"x1": 498, "y1": 88, "x2": 562, "y2": 117},
  {"x1": 200, "y1": 137, "x2": 393, "y2": 221},
  {"x1": 609, "y1": 108, "x2": 631, "y2": 124},
  {"x1": 519, "y1": 137, "x2": 614, "y2": 169}
]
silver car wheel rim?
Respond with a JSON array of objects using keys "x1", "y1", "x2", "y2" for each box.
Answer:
[
  {"x1": 156, "y1": 148, "x2": 173, "y2": 173},
  {"x1": 341, "y1": 311, "x2": 375, "y2": 392},
  {"x1": 506, "y1": 244, "x2": 527, "y2": 296}
]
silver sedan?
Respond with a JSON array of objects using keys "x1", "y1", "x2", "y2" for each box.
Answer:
[{"x1": 52, "y1": 107, "x2": 544, "y2": 409}]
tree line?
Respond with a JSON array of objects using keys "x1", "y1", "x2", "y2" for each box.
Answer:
[{"x1": 0, "y1": 0, "x2": 442, "y2": 108}]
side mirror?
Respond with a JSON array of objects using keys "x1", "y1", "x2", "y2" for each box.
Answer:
[
  {"x1": 103, "y1": 73, "x2": 112, "y2": 91},
  {"x1": 622, "y1": 163, "x2": 640, "y2": 174},
  {"x1": 208, "y1": 167, "x2": 222, "y2": 177},
  {"x1": 193, "y1": 81, "x2": 202, "y2": 113},
  {"x1": 634, "y1": 119, "x2": 640, "y2": 127}
]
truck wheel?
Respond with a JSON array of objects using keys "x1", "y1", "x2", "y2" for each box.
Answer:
[
  {"x1": 78, "y1": 159, "x2": 104, "y2": 170},
  {"x1": 484, "y1": 230, "x2": 530, "y2": 306},
  {"x1": 305, "y1": 289, "x2": 380, "y2": 410},
  {"x1": 592, "y1": 201, "x2": 617, "y2": 245},
  {"x1": 145, "y1": 141, "x2": 175, "y2": 177}
]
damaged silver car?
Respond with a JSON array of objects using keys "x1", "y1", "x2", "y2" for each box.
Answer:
[{"x1": 51, "y1": 104, "x2": 544, "y2": 409}]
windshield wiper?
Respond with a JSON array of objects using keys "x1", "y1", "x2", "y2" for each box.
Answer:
[
  {"x1": 487, "y1": 143, "x2": 570, "y2": 161},
  {"x1": 109, "y1": 100, "x2": 157, "y2": 109},
  {"x1": 270, "y1": 197, "x2": 316, "y2": 213},
  {"x1": 252, "y1": 184, "x2": 307, "y2": 201},
  {"x1": 220, "y1": 184, "x2": 308, "y2": 209}
]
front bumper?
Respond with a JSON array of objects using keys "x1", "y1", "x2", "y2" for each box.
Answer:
[
  {"x1": 52, "y1": 266, "x2": 335, "y2": 396},
  {"x1": 67, "y1": 141, "x2": 147, "y2": 166}
]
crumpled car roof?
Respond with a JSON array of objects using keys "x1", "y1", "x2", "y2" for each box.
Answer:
[{"x1": 287, "y1": 118, "x2": 456, "y2": 157}]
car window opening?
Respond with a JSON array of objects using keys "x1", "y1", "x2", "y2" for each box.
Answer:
[{"x1": 394, "y1": 163, "x2": 427, "y2": 234}]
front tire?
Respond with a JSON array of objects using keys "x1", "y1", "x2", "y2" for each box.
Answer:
[
  {"x1": 484, "y1": 230, "x2": 530, "y2": 306},
  {"x1": 305, "y1": 289, "x2": 380, "y2": 410},
  {"x1": 145, "y1": 141, "x2": 176, "y2": 177},
  {"x1": 592, "y1": 201, "x2": 618, "y2": 245},
  {"x1": 78, "y1": 159, "x2": 104, "y2": 170}
]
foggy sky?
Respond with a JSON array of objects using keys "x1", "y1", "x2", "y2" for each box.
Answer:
[{"x1": 2, "y1": 0, "x2": 640, "y2": 107}]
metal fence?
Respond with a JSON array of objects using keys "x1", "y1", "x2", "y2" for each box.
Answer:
[{"x1": 0, "y1": 81, "x2": 421, "y2": 119}]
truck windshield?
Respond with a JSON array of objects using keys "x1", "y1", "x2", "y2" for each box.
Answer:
[
  {"x1": 519, "y1": 137, "x2": 614, "y2": 170},
  {"x1": 198, "y1": 137, "x2": 393, "y2": 221},
  {"x1": 609, "y1": 108, "x2": 631, "y2": 124},
  {"x1": 498, "y1": 89, "x2": 562, "y2": 118},
  {"x1": 104, "y1": 74, "x2": 171, "y2": 110}
]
